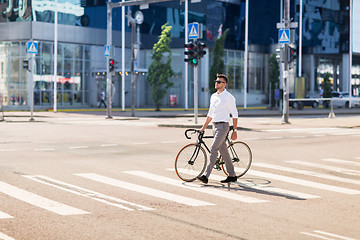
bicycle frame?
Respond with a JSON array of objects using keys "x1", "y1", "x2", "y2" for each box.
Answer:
[{"x1": 185, "y1": 127, "x2": 240, "y2": 170}]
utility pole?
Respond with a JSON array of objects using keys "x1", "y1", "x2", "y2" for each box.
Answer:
[
  {"x1": 277, "y1": 0, "x2": 297, "y2": 124},
  {"x1": 106, "y1": 0, "x2": 113, "y2": 119}
]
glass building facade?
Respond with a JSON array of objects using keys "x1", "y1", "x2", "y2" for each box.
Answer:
[{"x1": 0, "y1": 0, "x2": 359, "y2": 109}]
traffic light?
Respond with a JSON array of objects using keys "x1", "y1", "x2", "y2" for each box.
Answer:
[
  {"x1": 109, "y1": 58, "x2": 115, "y2": 72},
  {"x1": 196, "y1": 41, "x2": 206, "y2": 59},
  {"x1": 23, "y1": 59, "x2": 30, "y2": 72},
  {"x1": 184, "y1": 42, "x2": 198, "y2": 67},
  {"x1": 288, "y1": 46, "x2": 297, "y2": 63}
]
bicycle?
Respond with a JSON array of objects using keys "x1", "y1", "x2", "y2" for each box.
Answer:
[{"x1": 175, "y1": 126, "x2": 252, "y2": 182}]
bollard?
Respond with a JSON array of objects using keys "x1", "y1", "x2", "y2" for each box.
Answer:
[{"x1": 328, "y1": 98, "x2": 335, "y2": 119}]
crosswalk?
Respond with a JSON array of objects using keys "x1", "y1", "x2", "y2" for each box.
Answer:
[{"x1": 0, "y1": 157, "x2": 359, "y2": 239}]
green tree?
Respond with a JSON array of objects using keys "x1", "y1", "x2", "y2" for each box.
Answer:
[
  {"x1": 268, "y1": 53, "x2": 280, "y2": 107},
  {"x1": 209, "y1": 28, "x2": 229, "y2": 93},
  {"x1": 147, "y1": 23, "x2": 174, "y2": 111}
]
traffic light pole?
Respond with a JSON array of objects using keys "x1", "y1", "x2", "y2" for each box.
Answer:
[
  {"x1": 194, "y1": 65, "x2": 198, "y2": 124},
  {"x1": 106, "y1": 1, "x2": 113, "y2": 119},
  {"x1": 281, "y1": 0, "x2": 290, "y2": 124}
]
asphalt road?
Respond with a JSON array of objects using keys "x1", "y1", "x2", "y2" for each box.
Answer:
[{"x1": 0, "y1": 113, "x2": 359, "y2": 240}]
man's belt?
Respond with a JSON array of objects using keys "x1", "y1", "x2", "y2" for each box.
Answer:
[{"x1": 213, "y1": 122, "x2": 228, "y2": 124}]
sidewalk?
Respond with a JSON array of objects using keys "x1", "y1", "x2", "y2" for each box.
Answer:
[{"x1": 1, "y1": 107, "x2": 359, "y2": 131}]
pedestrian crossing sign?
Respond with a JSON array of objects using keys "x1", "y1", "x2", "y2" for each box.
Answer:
[
  {"x1": 188, "y1": 23, "x2": 199, "y2": 39},
  {"x1": 104, "y1": 45, "x2": 110, "y2": 57},
  {"x1": 278, "y1": 29, "x2": 290, "y2": 43},
  {"x1": 27, "y1": 41, "x2": 38, "y2": 54}
]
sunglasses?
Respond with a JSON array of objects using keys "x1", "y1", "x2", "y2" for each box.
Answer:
[{"x1": 214, "y1": 80, "x2": 226, "y2": 84}]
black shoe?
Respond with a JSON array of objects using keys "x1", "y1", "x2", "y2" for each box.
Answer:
[
  {"x1": 220, "y1": 176, "x2": 237, "y2": 183},
  {"x1": 197, "y1": 175, "x2": 208, "y2": 184}
]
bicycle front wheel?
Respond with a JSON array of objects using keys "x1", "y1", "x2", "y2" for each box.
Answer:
[
  {"x1": 222, "y1": 141, "x2": 252, "y2": 178},
  {"x1": 175, "y1": 143, "x2": 207, "y2": 182}
]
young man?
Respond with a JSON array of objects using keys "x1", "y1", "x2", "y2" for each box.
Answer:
[{"x1": 197, "y1": 74, "x2": 238, "y2": 184}]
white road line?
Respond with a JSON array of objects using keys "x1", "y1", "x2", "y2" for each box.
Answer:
[
  {"x1": 100, "y1": 144, "x2": 118, "y2": 147},
  {"x1": 0, "y1": 149, "x2": 18, "y2": 152},
  {"x1": 244, "y1": 169, "x2": 360, "y2": 195},
  {"x1": 300, "y1": 231, "x2": 333, "y2": 240},
  {"x1": 313, "y1": 230, "x2": 357, "y2": 240},
  {"x1": 287, "y1": 161, "x2": 360, "y2": 176},
  {"x1": 24, "y1": 175, "x2": 153, "y2": 211},
  {"x1": 0, "y1": 211, "x2": 13, "y2": 219},
  {"x1": 0, "y1": 181, "x2": 89, "y2": 215},
  {"x1": 167, "y1": 169, "x2": 318, "y2": 200},
  {"x1": 0, "y1": 231, "x2": 15, "y2": 240},
  {"x1": 132, "y1": 142, "x2": 148, "y2": 145},
  {"x1": 75, "y1": 173, "x2": 214, "y2": 207},
  {"x1": 253, "y1": 162, "x2": 360, "y2": 185},
  {"x1": 301, "y1": 230, "x2": 357, "y2": 240},
  {"x1": 126, "y1": 170, "x2": 268, "y2": 203},
  {"x1": 321, "y1": 158, "x2": 360, "y2": 167},
  {"x1": 313, "y1": 134, "x2": 326, "y2": 137},
  {"x1": 69, "y1": 146, "x2": 88, "y2": 149}
]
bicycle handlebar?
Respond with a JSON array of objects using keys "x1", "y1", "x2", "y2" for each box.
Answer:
[
  {"x1": 185, "y1": 126, "x2": 234, "y2": 140},
  {"x1": 184, "y1": 129, "x2": 203, "y2": 139}
]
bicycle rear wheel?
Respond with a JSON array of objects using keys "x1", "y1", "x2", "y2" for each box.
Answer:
[
  {"x1": 222, "y1": 141, "x2": 252, "y2": 178},
  {"x1": 175, "y1": 143, "x2": 207, "y2": 182}
]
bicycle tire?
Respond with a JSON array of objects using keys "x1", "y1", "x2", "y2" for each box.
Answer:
[
  {"x1": 175, "y1": 143, "x2": 207, "y2": 182},
  {"x1": 222, "y1": 141, "x2": 252, "y2": 178}
]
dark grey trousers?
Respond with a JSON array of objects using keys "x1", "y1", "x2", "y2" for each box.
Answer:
[{"x1": 205, "y1": 122, "x2": 236, "y2": 177}]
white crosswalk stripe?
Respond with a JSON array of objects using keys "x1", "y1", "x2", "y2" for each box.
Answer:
[
  {"x1": 0, "y1": 181, "x2": 89, "y2": 216},
  {"x1": 253, "y1": 162, "x2": 360, "y2": 185},
  {"x1": 0, "y1": 211, "x2": 13, "y2": 219},
  {"x1": 167, "y1": 168, "x2": 319, "y2": 200},
  {"x1": 23, "y1": 175, "x2": 154, "y2": 211},
  {"x1": 126, "y1": 170, "x2": 268, "y2": 203},
  {"x1": 287, "y1": 160, "x2": 360, "y2": 176},
  {"x1": 245, "y1": 168, "x2": 360, "y2": 195},
  {"x1": 321, "y1": 158, "x2": 360, "y2": 167},
  {"x1": 0, "y1": 231, "x2": 15, "y2": 240},
  {"x1": 75, "y1": 173, "x2": 215, "y2": 207}
]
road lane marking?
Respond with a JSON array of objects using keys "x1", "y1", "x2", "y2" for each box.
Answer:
[
  {"x1": 300, "y1": 231, "x2": 334, "y2": 240},
  {"x1": 167, "y1": 169, "x2": 317, "y2": 200},
  {"x1": 244, "y1": 169, "x2": 360, "y2": 195},
  {"x1": 69, "y1": 146, "x2": 89, "y2": 149},
  {"x1": 321, "y1": 158, "x2": 360, "y2": 167},
  {"x1": 132, "y1": 142, "x2": 148, "y2": 145},
  {"x1": 0, "y1": 231, "x2": 15, "y2": 240},
  {"x1": 301, "y1": 230, "x2": 357, "y2": 240},
  {"x1": 75, "y1": 173, "x2": 214, "y2": 207},
  {"x1": 287, "y1": 160, "x2": 360, "y2": 176},
  {"x1": 253, "y1": 163, "x2": 360, "y2": 185},
  {"x1": 100, "y1": 144, "x2": 118, "y2": 147},
  {"x1": 0, "y1": 181, "x2": 89, "y2": 215},
  {"x1": 312, "y1": 230, "x2": 357, "y2": 240},
  {"x1": 0, "y1": 211, "x2": 13, "y2": 219},
  {"x1": 127, "y1": 170, "x2": 268, "y2": 203},
  {"x1": 24, "y1": 175, "x2": 153, "y2": 211}
]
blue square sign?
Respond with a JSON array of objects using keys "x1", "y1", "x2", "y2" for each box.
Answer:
[
  {"x1": 188, "y1": 23, "x2": 199, "y2": 39},
  {"x1": 278, "y1": 29, "x2": 290, "y2": 44},
  {"x1": 27, "y1": 41, "x2": 38, "y2": 54}
]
